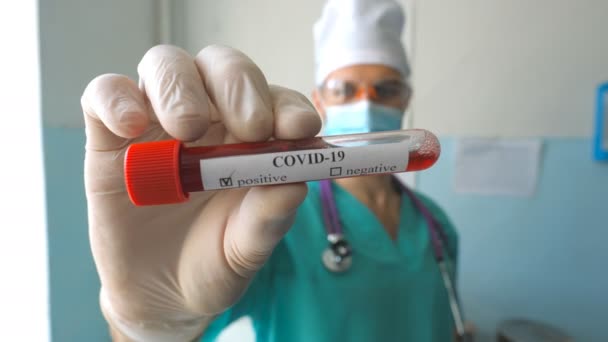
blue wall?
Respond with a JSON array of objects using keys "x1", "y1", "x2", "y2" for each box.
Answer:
[
  {"x1": 418, "y1": 138, "x2": 608, "y2": 341},
  {"x1": 44, "y1": 129, "x2": 608, "y2": 341},
  {"x1": 44, "y1": 127, "x2": 109, "y2": 342}
]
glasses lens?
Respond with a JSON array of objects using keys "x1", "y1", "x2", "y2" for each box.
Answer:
[
  {"x1": 321, "y1": 79, "x2": 410, "y2": 105},
  {"x1": 321, "y1": 79, "x2": 357, "y2": 104},
  {"x1": 374, "y1": 80, "x2": 408, "y2": 100}
]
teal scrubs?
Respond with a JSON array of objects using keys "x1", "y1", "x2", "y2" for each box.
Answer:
[{"x1": 202, "y1": 181, "x2": 459, "y2": 342}]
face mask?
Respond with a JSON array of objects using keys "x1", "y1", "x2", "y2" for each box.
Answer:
[{"x1": 322, "y1": 100, "x2": 403, "y2": 136}]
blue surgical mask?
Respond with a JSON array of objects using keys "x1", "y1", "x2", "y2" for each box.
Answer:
[{"x1": 322, "y1": 100, "x2": 404, "y2": 136}]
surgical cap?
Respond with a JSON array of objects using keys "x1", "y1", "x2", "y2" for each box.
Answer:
[{"x1": 313, "y1": 0, "x2": 411, "y2": 85}]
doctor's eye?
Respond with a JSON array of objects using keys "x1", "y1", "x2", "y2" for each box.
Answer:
[
  {"x1": 321, "y1": 79, "x2": 357, "y2": 102},
  {"x1": 373, "y1": 79, "x2": 409, "y2": 100}
]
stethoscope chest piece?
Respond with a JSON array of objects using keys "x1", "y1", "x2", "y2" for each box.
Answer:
[{"x1": 322, "y1": 234, "x2": 352, "y2": 273}]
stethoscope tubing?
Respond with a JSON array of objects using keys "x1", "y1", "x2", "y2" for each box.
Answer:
[{"x1": 319, "y1": 178, "x2": 468, "y2": 339}]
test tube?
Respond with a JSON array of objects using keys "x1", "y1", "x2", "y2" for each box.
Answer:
[{"x1": 125, "y1": 129, "x2": 440, "y2": 206}]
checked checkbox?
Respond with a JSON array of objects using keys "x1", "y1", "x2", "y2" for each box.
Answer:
[{"x1": 219, "y1": 177, "x2": 233, "y2": 187}]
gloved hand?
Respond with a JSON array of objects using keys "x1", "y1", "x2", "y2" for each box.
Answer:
[{"x1": 81, "y1": 45, "x2": 321, "y2": 342}]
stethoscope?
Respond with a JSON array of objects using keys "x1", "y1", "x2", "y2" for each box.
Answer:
[{"x1": 319, "y1": 178, "x2": 471, "y2": 341}]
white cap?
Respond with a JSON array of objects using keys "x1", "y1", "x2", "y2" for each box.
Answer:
[{"x1": 313, "y1": 0, "x2": 411, "y2": 85}]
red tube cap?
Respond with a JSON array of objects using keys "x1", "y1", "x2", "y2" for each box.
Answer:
[{"x1": 124, "y1": 140, "x2": 188, "y2": 206}]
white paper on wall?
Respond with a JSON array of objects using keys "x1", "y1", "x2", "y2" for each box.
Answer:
[{"x1": 453, "y1": 138, "x2": 543, "y2": 197}]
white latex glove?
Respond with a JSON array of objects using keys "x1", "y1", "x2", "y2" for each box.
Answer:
[{"x1": 81, "y1": 45, "x2": 321, "y2": 342}]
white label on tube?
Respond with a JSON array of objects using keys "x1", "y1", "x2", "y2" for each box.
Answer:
[{"x1": 199, "y1": 139, "x2": 410, "y2": 190}]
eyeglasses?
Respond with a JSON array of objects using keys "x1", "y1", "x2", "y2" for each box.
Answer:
[{"x1": 319, "y1": 78, "x2": 411, "y2": 105}]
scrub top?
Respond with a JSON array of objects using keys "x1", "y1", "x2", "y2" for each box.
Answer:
[{"x1": 202, "y1": 180, "x2": 459, "y2": 342}]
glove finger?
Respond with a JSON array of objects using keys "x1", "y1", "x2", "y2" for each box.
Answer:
[
  {"x1": 177, "y1": 183, "x2": 308, "y2": 314},
  {"x1": 270, "y1": 85, "x2": 321, "y2": 140},
  {"x1": 138, "y1": 45, "x2": 213, "y2": 142},
  {"x1": 224, "y1": 183, "x2": 308, "y2": 278},
  {"x1": 81, "y1": 74, "x2": 150, "y2": 151},
  {"x1": 195, "y1": 45, "x2": 273, "y2": 142}
]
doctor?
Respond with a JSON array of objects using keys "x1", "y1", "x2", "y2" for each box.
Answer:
[{"x1": 81, "y1": 0, "x2": 460, "y2": 341}]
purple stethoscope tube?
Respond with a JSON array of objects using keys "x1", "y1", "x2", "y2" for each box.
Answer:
[{"x1": 319, "y1": 178, "x2": 468, "y2": 340}]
